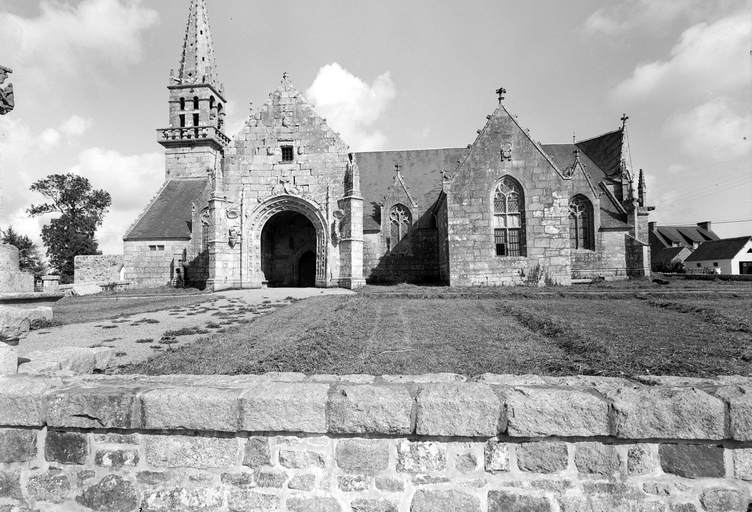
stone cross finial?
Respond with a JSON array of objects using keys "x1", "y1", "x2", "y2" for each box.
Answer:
[
  {"x1": 394, "y1": 164, "x2": 401, "y2": 175},
  {"x1": 0, "y1": 65, "x2": 15, "y2": 116},
  {"x1": 282, "y1": 72, "x2": 290, "y2": 83},
  {"x1": 621, "y1": 113, "x2": 629, "y2": 129},
  {"x1": 496, "y1": 87, "x2": 506, "y2": 104}
]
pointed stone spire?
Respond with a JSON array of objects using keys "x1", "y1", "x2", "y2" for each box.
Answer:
[
  {"x1": 177, "y1": 0, "x2": 222, "y2": 91},
  {"x1": 637, "y1": 169, "x2": 646, "y2": 207}
]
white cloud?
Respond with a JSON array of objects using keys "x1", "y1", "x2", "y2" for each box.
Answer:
[
  {"x1": 305, "y1": 63, "x2": 396, "y2": 151},
  {"x1": 584, "y1": 0, "x2": 743, "y2": 36},
  {"x1": 39, "y1": 128, "x2": 61, "y2": 147},
  {"x1": 665, "y1": 99, "x2": 751, "y2": 160},
  {"x1": 67, "y1": 147, "x2": 163, "y2": 254},
  {"x1": 60, "y1": 115, "x2": 93, "y2": 137},
  {"x1": 0, "y1": 0, "x2": 159, "y2": 84},
  {"x1": 614, "y1": 11, "x2": 750, "y2": 104}
]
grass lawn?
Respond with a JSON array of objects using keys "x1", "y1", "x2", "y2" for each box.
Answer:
[
  {"x1": 122, "y1": 282, "x2": 752, "y2": 378},
  {"x1": 50, "y1": 288, "x2": 214, "y2": 326}
]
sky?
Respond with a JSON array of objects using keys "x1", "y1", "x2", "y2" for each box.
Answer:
[{"x1": 0, "y1": 0, "x2": 750, "y2": 258}]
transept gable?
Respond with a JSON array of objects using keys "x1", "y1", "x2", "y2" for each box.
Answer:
[{"x1": 451, "y1": 98, "x2": 565, "y2": 190}]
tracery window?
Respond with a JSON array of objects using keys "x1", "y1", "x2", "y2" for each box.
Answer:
[
  {"x1": 569, "y1": 195, "x2": 594, "y2": 250},
  {"x1": 389, "y1": 204, "x2": 411, "y2": 254},
  {"x1": 493, "y1": 177, "x2": 526, "y2": 257}
]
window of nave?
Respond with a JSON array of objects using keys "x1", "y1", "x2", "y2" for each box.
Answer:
[
  {"x1": 569, "y1": 195, "x2": 594, "y2": 250},
  {"x1": 493, "y1": 177, "x2": 526, "y2": 257},
  {"x1": 388, "y1": 204, "x2": 411, "y2": 255}
]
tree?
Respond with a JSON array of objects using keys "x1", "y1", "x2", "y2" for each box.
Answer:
[
  {"x1": 1, "y1": 226, "x2": 46, "y2": 276},
  {"x1": 27, "y1": 174, "x2": 111, "y2": 283}
]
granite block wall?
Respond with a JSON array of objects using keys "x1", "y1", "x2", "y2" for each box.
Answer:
[
  {"x1": 74, "y1": 255, "x2": 125, "y2": 284},
  {"x1": 364, "y1": 229, "x2": 441, "y2": 284},
  {"x1": 1, "y1": 373, "x2": 751, "y2": 511},
  {"x1": 122, "y1": 241, "x2": 188, "y2": 288}
]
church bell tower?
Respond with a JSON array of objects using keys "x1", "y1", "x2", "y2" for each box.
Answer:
[{"x1": 157, "y1": 0, "x2": 228, "y2": 180}]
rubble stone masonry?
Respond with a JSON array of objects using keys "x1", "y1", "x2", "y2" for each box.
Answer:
[{"x1": 1, "y1": 373, "x2": 751, "y2": 511}]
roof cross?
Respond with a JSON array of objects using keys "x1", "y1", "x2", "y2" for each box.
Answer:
[
  {"x1": 496, "y1": 87, "x2": 506, "y2": 104},
  {"x1": 394, "y1": 164, "x2": 401, "y2": 175},
  {"x1": 621, "y1": 113, "x2": 629, "y2": 129}
]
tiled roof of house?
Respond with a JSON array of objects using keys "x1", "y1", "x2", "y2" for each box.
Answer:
[
  {"x1": 652, "y1": 246, "x2": 691, "y2": 264},
  {"x1": 354, "y1": 148, "x2": 468, "y2": 231},
  {"x1": 124, "y1": 178, "x2": 208, "y2": 240},
  {"x1": 653, "y1": 225, "x2": 719, "y2": 248},
  {"x1": 685, "y1": 236, "x2": 752, "y2": 262}
]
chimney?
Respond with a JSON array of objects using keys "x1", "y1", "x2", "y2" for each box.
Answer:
[
  {"x1": 648, "y1": 221, "x2": 657, "y2": 232},
  {"x1": 697, "y1": 221, "x2": 712, "y2": 232}
]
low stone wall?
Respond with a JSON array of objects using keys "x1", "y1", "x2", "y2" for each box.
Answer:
[
  {"x1": 1, "y1": 373, "x2": 751, "y2": 511},
  {"x1": 74, "y1": 255, "x2": 124, "y2": 284}
]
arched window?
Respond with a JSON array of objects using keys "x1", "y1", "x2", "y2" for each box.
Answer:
[
  {"x1": 179, "y1": 97, "x2": 186, "y2": 110},
  {"x1": 388, "y1": 204, "x2": 412, "y2": 254},
  {"x1": 493, "y1": 177, "x2": 526, "y2": 257},
  {"x1": 569, "y1": 195, "x2": 594, "y2": 250}
]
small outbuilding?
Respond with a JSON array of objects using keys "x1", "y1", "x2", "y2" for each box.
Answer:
[{"x1": 684, "y1": 236, "x2": 752, "y2": 275}]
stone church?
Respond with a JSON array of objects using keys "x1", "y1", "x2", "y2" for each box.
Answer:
[{"x1": 122, "y1": 0, "x2": 651, "y2": 290}]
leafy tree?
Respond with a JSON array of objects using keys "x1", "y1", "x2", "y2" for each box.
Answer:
[
  {"x1": 652, "y1": 259, "x2": 685, "y2": 274},
  {"x1": 27, "y1": 174, "x2": 111, "y2": 283},
  {"x1": 1, "y1": 226, "x2": 46, "y2": 276}
]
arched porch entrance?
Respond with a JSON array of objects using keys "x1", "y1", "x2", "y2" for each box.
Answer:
[
  {"x1": 247, "y1": 195, "x2": 328, "y2": 288},
  {"x1": 260, "y1": 211, "x2": 317, "y2": 287}
]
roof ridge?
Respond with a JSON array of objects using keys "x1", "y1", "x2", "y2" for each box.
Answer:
[{"x1": 575, "y1": 128, "x2": 622, "y2": 145}]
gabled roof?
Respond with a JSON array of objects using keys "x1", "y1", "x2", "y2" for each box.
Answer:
[
  {"x1": 574, "y1": 129, "x2": 625, "y2": 178},
  {"x1": 652, "y1": 246, "x2": 692, "y2": 264},
  {"x1": 685, "y1": 236, "x2": 752, "y2": 262},
  {"x1": 653, "y1": 225, "x2": 719, "y2": 248},
  {"x1": 354, "y1": 148, "x2": 467, "y2": 230},
  {"x1": 124, "y1": 179, "x2": 208, "y2": 240},
  {"x1": 542, "y1": 142, "x2": 629, "y2": 229}
]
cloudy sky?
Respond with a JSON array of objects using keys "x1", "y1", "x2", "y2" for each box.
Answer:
[{"x1": 0, "y1": 0, "x2": 749, "y2": 257}]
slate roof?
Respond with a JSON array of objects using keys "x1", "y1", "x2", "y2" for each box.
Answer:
[
  {"x1": 354, "y1": 148, "x2": 468, "y2": 231},
  {"x1": 652, "y1": 246, "x2": 691, "y2": 264},
  {"x1": 573, "y1": 129, "x2": 625, "y2": 178},
  {"x1": 651, "y1": 225, "x2": 719, "y2": 248},
  {"x1": 541, "y1": 133, "x2": 629, "y2": 229},
  {"x1": 685, "y1": 236, "x2": 752, "y2": 262},
  {"x1": 124, "y1": 178, "x2": 207, "y2": 240}
]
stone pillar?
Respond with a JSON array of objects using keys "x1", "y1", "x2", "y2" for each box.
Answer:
[
  {"x1": 42, "y1": 275, "x2": 61, "y2": 292},
  {"x1": 338, "y1": 154, "x2": 365, "y2": 289}
]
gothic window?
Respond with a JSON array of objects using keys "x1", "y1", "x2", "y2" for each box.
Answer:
[
  {"x1": 179, "y1": 114, "x2": 186, "y2": 128},
  {"x1": 193, "y1": 113, "x2": 200, "y2": 127},
  {"x1": 281, "y1": 146, "x2": 294, "y2": 162},
  {"x1": 493, "y1": 177, "x2": 526, "y2": 257},
  {"x1": 389, "y1": 204, "x2": 412, "y2": 254},
  {"x1": 180, "y1": 98, "x2": 186, "y2": 110},
  {"x1": 569, "y1": 195, "x2": 594, "y2": 250},
  {"x1": 193, "y1": 96, "x2": 200, "y2": 110}
]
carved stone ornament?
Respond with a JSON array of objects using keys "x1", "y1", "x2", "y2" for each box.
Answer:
[
  {"x1": 228, "y1": 226, "x2": 240, "y2": 248},
  {"x1": 331, "y1": 210, "x2": 345, "y2": 245},
  {"x1": 226, "y1": 207, "x2": 239, "y2": 220},
  {"x1": 0, "y1": 65, "x2": 15, "y2": 116},
  {"x1": 501, "y1": 143, "x2": 512, "y2": 162},
  {"x1": 257, "y1": 176, "x2": 317, "y2": 206},
  {"x1": 200, "y1": 210, "x2": 210, "y2": 226}
]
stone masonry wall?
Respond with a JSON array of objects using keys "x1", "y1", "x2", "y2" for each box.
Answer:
[
  {"x1": 364, "y1": 228, "x2": 440, "y2": 284},
  {"x1": 74, "y1": 255, "x2": 125, "y2": 284},
  {"x1": 1, "y1": 373, "x2": 751, "y2": 511},
  {"x1": 122, "y1": 241, "x2": 189, "y2": 288}
]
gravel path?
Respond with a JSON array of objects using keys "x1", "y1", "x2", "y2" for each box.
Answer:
[{"x1": 19, "y1": 288, "x2": 355, "y2": 371}]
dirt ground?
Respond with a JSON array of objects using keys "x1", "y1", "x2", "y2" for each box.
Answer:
[{"x1": 18, "y1": 288, "x2": 354, "y2": 371}]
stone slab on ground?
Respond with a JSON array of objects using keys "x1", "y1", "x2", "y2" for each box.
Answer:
[{"x1": 20, "y1": 347, "x2": 114, "y2": 375}]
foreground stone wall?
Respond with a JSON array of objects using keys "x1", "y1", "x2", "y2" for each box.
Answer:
[
  {"x1": 1, "y1": 373, "x2": 751, "y2": 511},
  {"x1": 74, "y1": 255, "x2": 125, "y2": 284}
]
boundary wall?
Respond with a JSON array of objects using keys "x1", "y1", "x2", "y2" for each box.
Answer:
[{"x1": 1, "y1": 372, "x2": 752, "y2": 511}]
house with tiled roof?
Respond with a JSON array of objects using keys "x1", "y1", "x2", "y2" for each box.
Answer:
[
  {"x1": 684, "y1": 236, "x2": 752, "y2": 275},
  {"x1": 120, "y1": 0, "x2": 652, "y2": 289},
  {"x1": 648, "y1": 221, "x2": 720, "y2": 269}
]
